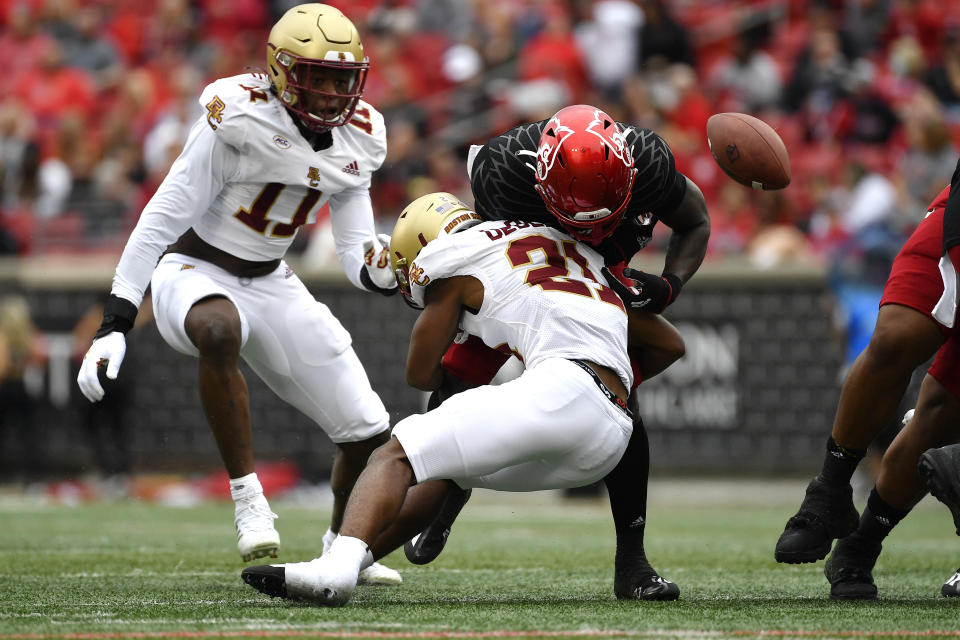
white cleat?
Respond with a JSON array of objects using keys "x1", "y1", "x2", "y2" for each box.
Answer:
[
  {"x1": 358, "y1": 561, "x2": 403, "y2": 585},
  {"x1": 235, "y1": 494, "x2": 280, "y2": 562}
]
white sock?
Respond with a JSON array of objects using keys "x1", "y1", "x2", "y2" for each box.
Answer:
[
  {"x1": 360, "y1": 550, "x2": 374, "y2": 571},
  {"x1": 322, "y1": 527, "x2": 337, "y2": 554},
  {"x1": 328, "y1": 535, "x2": 369, "y2": 575},
  {"x1": 229, "y1": 472, "x2": 263, "y2": 502}
]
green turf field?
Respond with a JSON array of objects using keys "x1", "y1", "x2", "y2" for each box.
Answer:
[{"x1": 3, "y1": 479, "x2": 960, "y2": 639}]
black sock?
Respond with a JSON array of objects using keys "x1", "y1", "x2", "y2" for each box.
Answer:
[
  {"x1": 605, "y1": 410, "x2": 653, "y2": 577},
  {"x1": 855, "y1": 488, "x2": 911, "y2": 546},
  {"x1": 820, "y1": 437, "x2": 867, "y2": 487}
]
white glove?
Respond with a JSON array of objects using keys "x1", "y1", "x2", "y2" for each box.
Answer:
[
  {"x1": 362, "y1": 233, "x2": 398, "y2": 291},
  {"x1": 77, "y1": 331, "x2": 127, "y2": 402}
]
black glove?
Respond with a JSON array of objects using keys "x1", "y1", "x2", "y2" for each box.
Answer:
[{"x1": 601, "y1": 267, "x2": 682, "y2": 314}]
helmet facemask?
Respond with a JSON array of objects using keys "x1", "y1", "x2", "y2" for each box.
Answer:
[{"x1": 270, "y1": 46, "x2": 368, "y2": 132}]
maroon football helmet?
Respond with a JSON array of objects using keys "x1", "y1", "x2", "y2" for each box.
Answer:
[{"x1": 534, "y1": 105, "x2": 637, "y2": 243}]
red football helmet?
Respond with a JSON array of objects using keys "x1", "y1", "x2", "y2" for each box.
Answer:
[{"x1": 534, "y1": 105, "x2": 637, "y2": 243}]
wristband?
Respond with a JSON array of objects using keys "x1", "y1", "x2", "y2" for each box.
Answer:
[
  {"x1": 662, "y1": 273, "x2": 683, "y2": 305},
  {"x1": 93, "y1": 294, "x2": 138, "y2": 339}
]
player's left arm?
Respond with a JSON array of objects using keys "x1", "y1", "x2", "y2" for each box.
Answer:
[
  {"x1": 406, "y1": 277, "x2": 469, "y2": 391},
  {"x1": 329, "y1": 186, "x2": 396, "y2": 295},
  {"x1": 658, "y1": 176, "x2": 711, "y2": 285}
]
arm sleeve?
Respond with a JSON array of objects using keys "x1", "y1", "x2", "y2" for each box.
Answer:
[
  {"x1": 329, "y1": 185, "x2": 378, "y2": 290},
  {"x1": 111, "y1": 119, "x2": 239, "y2": 306}
]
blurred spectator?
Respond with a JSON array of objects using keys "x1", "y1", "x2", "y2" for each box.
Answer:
[
  {"x1": 839, "y1": 60, "x2": 900, "y2": 145},
  {"x1": 747, "y1": 191, "x2": 813, "y2": 269},
  {"x1": 924, "y1": 27, "x2": 960, "y2": 113},
  {"x1": 573, "y1": 0, "x2": 642, "y2": 100},
  {"x1": 708, "y1": 15, "x2": 783, "y2": 113},
  {"x1": 636, "y1": 0, "x2": 695, "y2": 71},
  {"x1": 469, "y1": 1, "x2": 522, "y2": 85},
  {"x1": 517, "y1": 2, "x2": 590, "y2": 103},
  {"x1": 142, "y1": 64, "x2": 204, "y2": 183},
  {"x1": 896, "y1": 92, "x2": 958, "y2": 223},
  {"x1": 71, "y1": 293, "x2": 153, "y2": 479},
  {"x1": 12, "y1": 38, "x2": 97, "y2": 133},
  {"x1": 843, "y1": 0, "x2": 892, "y2": 58},
  {"x1": 783, "y1": 24, "x2": 856, "y2": 141},
  {"x1": 0, "y1": 294, "x2": 45, "y2": 481},
  {"x1": 50, "y1": 3, "x2": 124, "y2": 91},
  {"x1": 0, "y1": 4, "x2": 56, "y2": 93}
]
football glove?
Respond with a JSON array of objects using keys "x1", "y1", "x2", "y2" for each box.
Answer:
[
  {"x1": 360, "y1": 233, "x2": 398, "y2": 296},
  {"x1": 77, "y1": 331, "x2": 128, "y2": 402},
  {"x1": 77, "y1": 294, "x2": 137, "y2": 402},
  {"x1": 601, "y1": 266, "x2": 682, "y2": 314}
]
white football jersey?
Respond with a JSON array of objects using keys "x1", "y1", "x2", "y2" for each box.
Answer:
[
  {"x1": 193, "y1": 73, "x2": 385, "y2": 260},
  {"x1": 409, "y1": 220, "x2": 633, "y2": 389},
  {"x1": 111, "y1": 72, "x2": 386, "y2": 306}
]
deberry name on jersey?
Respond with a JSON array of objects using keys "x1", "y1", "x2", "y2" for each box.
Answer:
[
  {"x1": 196, "y1": 72, "x2": 386, "y2": 260},
  {"x1": 409, "y1": 220, "x2": 633, "y2": 390}
]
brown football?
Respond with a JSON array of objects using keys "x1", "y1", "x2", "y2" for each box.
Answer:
[{"x1": 706, "y1": 112, "x2": 791, "y2": 190}]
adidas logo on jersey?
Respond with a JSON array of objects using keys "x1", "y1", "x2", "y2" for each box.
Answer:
[{"x1": 342, "y1": 160, "x2": 360, "y2": 176}]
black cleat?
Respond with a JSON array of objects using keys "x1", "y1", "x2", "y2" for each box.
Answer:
[
  {"x1": 241, "y1": 564, "x2": 288, "y2": 598},
  {"x1": 615, "y1": 572, "x2": 680, "y2": 601},
  {"x1": 824, "y1": 535, "x2": 880, "y2": 600},
  {"x1": 918, "y1": 444, "x2": 960, "y2": 535},
  {"x1": 775, "y1": 476, "x2": 859, "y2": 564},
  {"x1": 942, "y1": 569, "x2": 960, "y2": 597},
  {"x1": 404, "y1": 486, "x2": 472, "y2": 565}
]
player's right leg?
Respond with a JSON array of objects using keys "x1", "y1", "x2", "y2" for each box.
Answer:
[
  {"x1": 606, "y1": 402, "x2": 679, "y2": 601},
  {"x1": 775, "y1": 303, "x2": 944, "y2": 564},
  {"x1": 237, "y1": 268, "x2": 400, "y2": 584},
  {"x1": 151, "y1": 256, "x2": 279, "y2": 562}
]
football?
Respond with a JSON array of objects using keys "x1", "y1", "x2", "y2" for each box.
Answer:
[{"x1": 706, "y1": 112, "x2": 791, "y2": 190}]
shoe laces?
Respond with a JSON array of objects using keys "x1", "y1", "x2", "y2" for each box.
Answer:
[{"x1": 235, "y1": 497, "x2": 278, "y2": 532}]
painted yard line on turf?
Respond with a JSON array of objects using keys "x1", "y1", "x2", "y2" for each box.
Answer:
[{"x1": 5, "y1": 631, "x2": 960, "y2": 639}]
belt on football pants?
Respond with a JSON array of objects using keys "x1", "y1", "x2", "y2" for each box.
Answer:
[{"x1": 569, "y1": 359, "x2": 632, "y2": 418}]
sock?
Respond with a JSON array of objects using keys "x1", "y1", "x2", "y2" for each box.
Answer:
[
  {"x1": 819, "y1": 437, "x2": 866, "y2": 487},
  {"x1": 322, "y1": 527, "x2": 337, "y2": 554},
  {"x1": 604, "y1": 417, "x2": 653, "y2": 577},
  {"x1": 328, "y1": 535, "x2": 369, "y2": 575},
  {"x1": 229, "y1": 472, "x2": 263, "y2": 501},
  {"x1": 360, "y1": 550, "x2": 374, "y2": 572},
  {"x1": 855, "y1": 488, "x2": 911, "y2": 546}
]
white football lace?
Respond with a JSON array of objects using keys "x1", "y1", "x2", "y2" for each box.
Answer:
[{"x1": 236, "y1": 499, "x2": 278, "y2": 532}]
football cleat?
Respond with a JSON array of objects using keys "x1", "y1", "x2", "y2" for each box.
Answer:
[
  {"x1": 242, "y1": 556, "x2": 358, "y2": 606},
  {"x1": 235, "y1": 494, "x2": 280, "y2": 562},
  {"x1": 615, "y1": 572, "x2": 680, "y2": 601},
  {"x1": 404, "y1": 487, "x2": 472, "y2": 565},
  {"x1": 775, "y1": 476, "x2": 859, "y2": 564},
  {"x1": 942, "y1": 568, "x2": 960, "y2": 597},
  {"x1": 358, "y1": 561, "x2": 402, "y2": 585},
  {"x1": 241, "y1": 564, "x2": 287, "y2": 598},
  {"x1": 918, "y1": 444, "x2": 960, "y2": 536},
  {"x1": 824, "y1": 535, "x2": 880, "y2": 600}
]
